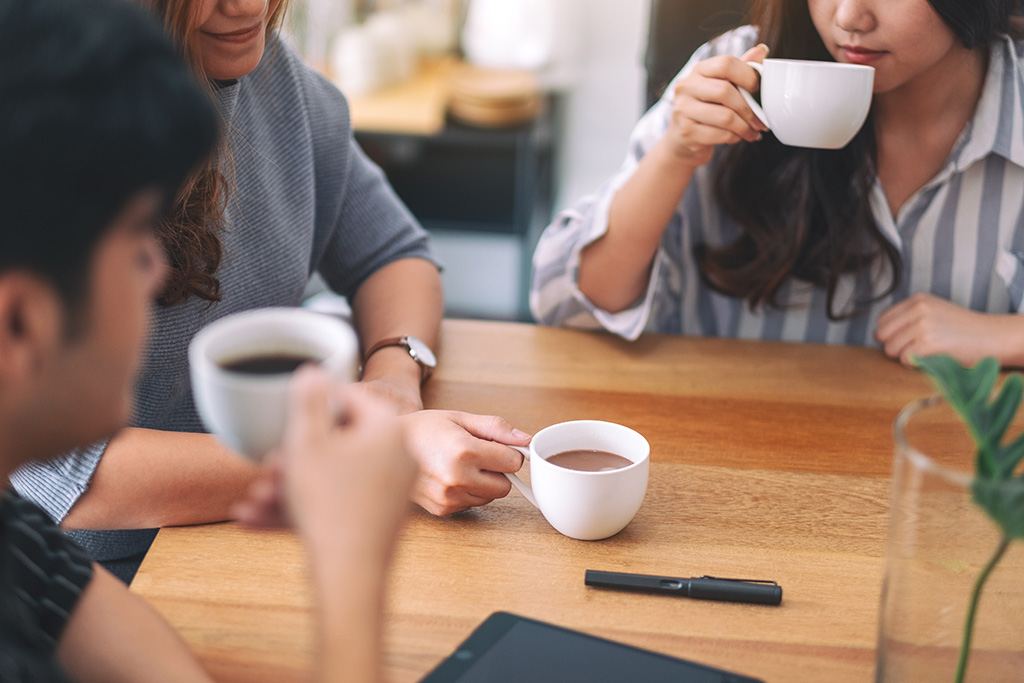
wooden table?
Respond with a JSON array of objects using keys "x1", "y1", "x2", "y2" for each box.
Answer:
[{"x1": 132, "y1": 319, "x2": 934, "y2": 682}]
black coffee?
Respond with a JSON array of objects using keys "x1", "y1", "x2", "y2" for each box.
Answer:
[
  {"x1": 220, "y1": 353, "x2": 321, "y2": 375},
  {"x1": 545, "y1": 449, "x2": 633, "y2": 472}
]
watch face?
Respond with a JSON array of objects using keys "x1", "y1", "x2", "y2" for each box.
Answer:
[{"x1": 406, "y1": 336, "x2": 437, "y2": 368}]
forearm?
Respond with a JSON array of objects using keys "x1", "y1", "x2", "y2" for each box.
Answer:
[
  {"x1": 62, "y1": 427, "x2": 259, "y2": 530},
  {"x1": 579, "y1": 139, "x2": 697, "y2": 313},
  {"x1": 351, "y1": 257, "x2": 442, "y2": 408},
  {"x1": 986, "y1": 315, "x2": 1024, "y2": 368},
  {"x1": 308, "y1": 546, "x2": 389, "y2": 683}
]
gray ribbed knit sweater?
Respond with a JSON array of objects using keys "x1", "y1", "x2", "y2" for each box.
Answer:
[{"x1": 10, "y1": 34, "x2": 436, "y2": 567}]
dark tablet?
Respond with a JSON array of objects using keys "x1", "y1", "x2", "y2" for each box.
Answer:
[{"x1": 419, "y1": 612, "x2": 764, "y2": 683}]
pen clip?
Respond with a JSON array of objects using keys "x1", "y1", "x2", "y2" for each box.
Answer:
[{"x1": 698, "y1": 575, "x2": 779, "y2": 587}]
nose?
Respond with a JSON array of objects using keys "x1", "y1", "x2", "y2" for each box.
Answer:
[
  {"x1": 216, "y1": 0, "x2": 269, "y2": 19},
  {"x1": 833, "y1": 0, "x2": 877, "y2": 34}
]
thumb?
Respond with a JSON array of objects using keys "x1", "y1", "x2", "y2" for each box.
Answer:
[
  {"x1": 741, "y1": 42, "x2": 769, "y2": 64},
  {"x1": 450, "y1": 411, "x2": 532, "y2": 445}
]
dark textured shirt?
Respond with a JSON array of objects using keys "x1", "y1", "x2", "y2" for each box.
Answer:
[{"x1": 0, "y1": 491, "x2": 93, "y2": 682}]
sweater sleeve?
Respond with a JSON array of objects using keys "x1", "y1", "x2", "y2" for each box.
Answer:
[
  {"x1": 285, "y1": 43, "x2": 439, "y2": 299},
  {"x1": 318, "y1": 131, "x2": 439, "y2": 297}
]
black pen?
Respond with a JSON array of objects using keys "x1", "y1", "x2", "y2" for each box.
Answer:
[{"x1": 585, "y1": 569, "x2": 783, "y2": 606}]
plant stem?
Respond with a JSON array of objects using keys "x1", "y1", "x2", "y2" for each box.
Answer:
[{"x1": 954, "y1": 534, "x2": 1011, "y2": 683}]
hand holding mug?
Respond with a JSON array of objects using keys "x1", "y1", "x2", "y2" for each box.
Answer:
[
  {"x1": 661, "y1": 44, "x2": 770, "y2": 168},
  {"x1": 232, "y1": 371, "x2": 415, "y2": 544},
  {"x1": 189, "y1": 307, "x2": 359, "y2": 461},
  {"x1": 285, "y1": 372, "x2": 415, "y2": 561}
]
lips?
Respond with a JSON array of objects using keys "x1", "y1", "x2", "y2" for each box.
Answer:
[
  {"x1": 202, "y1": 23, "x2": 262, "y2": 44},
  {"x1": 839, "y1": 45, "x2": 887, "y2": 65}
]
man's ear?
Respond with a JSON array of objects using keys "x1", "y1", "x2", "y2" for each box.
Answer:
[{"x1": 0, "y1": 272, "x2": 63, "y2": 381}]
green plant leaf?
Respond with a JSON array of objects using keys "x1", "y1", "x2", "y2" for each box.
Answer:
[
  {"x1": 913, "y1": 354, "x2": 1024, "y2": 507},
  {"x1": 915, "y1": 356, "x2": 998, "y2": 417},
  {"x1": 913, "y1": 354, "x2": 1024, "y2": 683},
  {"x1": 998, "y1": 430, "x2": 1024, "y2": 480},
  {"x1": 914, "y1": 355, "x2": 1002, "y2": 476},
  {"x1": 973, "y1": 477, "x2": 1024, "y2": 539},
  {"x1": 984, "y1": 374, "x2": 1024, "y2": 479}
]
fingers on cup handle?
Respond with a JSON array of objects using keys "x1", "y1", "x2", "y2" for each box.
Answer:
[
  {"x1": 741, "y1": 43, "x2": 769, "y2": 63},
  {"x1": 736, "y1": 61, "x2": 770, "y2": 131}
]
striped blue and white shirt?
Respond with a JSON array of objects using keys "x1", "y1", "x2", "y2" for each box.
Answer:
[{"x1": 531, "y1": 26, "x2": 1024, "y2": 343}]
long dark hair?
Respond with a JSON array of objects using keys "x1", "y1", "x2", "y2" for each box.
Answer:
[{"x1": 699, "y1": 0, "x2": 1020, "y2": 319}]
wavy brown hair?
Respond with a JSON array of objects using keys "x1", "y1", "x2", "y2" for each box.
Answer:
[
  {"x1": 699, "y1": 0, "x2": 1020, "y2": 319},
  {"x1": 140, "y1": 0, "x2": 289, "y2": 306}
]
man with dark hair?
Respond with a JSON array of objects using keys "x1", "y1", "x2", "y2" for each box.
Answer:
[{"x1": 0, "y1": 0, "x2": 415, "y2": 680}]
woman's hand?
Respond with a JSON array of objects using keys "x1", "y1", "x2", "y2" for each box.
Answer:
[
  {"x1": 660, "y1": 43, "x2": 769, "y2": 169},
  {"x1": 876, "y1": 293, "x2": 1024, "y2": 368},
  {"x1": 398, "y1": 410, "x2": 531, "y2": 517}
]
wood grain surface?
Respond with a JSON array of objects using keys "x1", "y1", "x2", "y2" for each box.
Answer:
[{"x1": 133, "y1": 319, "x2": 940, "y2": 682}]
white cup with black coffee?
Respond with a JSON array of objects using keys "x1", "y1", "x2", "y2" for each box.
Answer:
[
  {"x1": 189, "y1": 307, "x2": 359, "y2": 461},
  {"x1": 504, "y1": 420, "x2": 650, "y2": 540}
]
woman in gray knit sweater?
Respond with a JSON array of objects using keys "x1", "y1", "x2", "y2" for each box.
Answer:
[{"x1": 12, "y1": 0, "x2": 531, "y2": 581}]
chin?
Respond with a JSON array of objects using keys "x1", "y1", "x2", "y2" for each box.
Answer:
[{"x1": 209, "y1": 49, "x2": 264, "y2": 81}]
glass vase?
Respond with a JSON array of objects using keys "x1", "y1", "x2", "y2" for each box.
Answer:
[{"x1": 876, "y1": 397, "x2": 1024, "y2": 682}]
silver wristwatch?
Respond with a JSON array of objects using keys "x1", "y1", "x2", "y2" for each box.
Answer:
[{"x1": 362, "y1": 335, "x2": 437, "y2": 384}]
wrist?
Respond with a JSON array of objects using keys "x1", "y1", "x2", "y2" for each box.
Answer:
[
  {"x1": 990, "y1": 315, "x2": 1024, "y2": 368},
  {"x1": 362, "y1": 335, "x2": 436, "y2": 385},
  {"x1": 652, "y1": 135, "x2": 704, "y2": 174},
  {"x1": 360, "y1": 349, "x2": 424, "y2": 412}
]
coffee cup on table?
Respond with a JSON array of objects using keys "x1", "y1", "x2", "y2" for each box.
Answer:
[
  {"x1": 189, "y1": 307, "x2": 359, "y2": 461},
  {"x1": 739, "y1": 58, "x2": 874, "y2": 149},
  {"x1": 504, "y1": 420, "x2": 650, "y2": 540}
]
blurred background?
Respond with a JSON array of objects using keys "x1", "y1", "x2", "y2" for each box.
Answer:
[{"x1": 292, "y1": 0, "x2": 747, "y2": 321}]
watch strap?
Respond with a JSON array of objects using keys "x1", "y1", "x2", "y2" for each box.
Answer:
[{"x1": 362, "y1": 336, "x2": 434, "y2": 384}]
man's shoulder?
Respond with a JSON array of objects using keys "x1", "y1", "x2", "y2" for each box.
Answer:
[
  {"x1": 0, "y1": 492, "x2": 81, "y2": 682},
  {"x1": 1, "y1": 491, "x2": 93, "y2": 598}
]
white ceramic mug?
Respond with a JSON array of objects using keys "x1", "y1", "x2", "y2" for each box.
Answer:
[
  {"x1": 505, "y1": 420, "x2": 650, "y2": 540},
  {"x1": 189, "y1": 307, "x2": 358, "y2": 461},
  {"x1": 739, "y1": 58, "x2": 874, "y2": 149}
]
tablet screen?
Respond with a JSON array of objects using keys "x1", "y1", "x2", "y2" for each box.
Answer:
[{"x1": 420, "y1": 612, "x2": 763, "y2": 683}]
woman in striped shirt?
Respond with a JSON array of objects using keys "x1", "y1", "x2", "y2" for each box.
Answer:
[{"x1": 531, "y1": 0, "x2": 1024, "y2": 367}]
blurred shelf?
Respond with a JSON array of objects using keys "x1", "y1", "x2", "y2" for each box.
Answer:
[{"x1": 351, "y1": 63, "x2": 556, "y2": 320}]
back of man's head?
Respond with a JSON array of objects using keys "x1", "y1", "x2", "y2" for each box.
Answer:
[{"x1": 0, "y1": 0, "x2": 219, "y2": 314}]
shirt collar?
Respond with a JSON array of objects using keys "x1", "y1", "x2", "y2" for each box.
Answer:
[
  {"x1": 212, "y1": 78, "x2": 240, "y2": 123},
  {"x1": 955, "y1": 35, "x2": 1024, "y2": 172}
]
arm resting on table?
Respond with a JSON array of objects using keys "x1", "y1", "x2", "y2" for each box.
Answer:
[
  {"x1": 351, "y1": 257, "x2": 443, "y2": 413},
  {"x1": 61, "y1": 427, "x2": 259, "y2": 531}
]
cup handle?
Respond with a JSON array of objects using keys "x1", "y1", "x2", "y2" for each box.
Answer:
[
  {"x1": 503, "y1": 445, "x2": 538, "y2": 508},
  {"x1": 737, "y1": 61, "x2": 770, "y2": 130}
]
